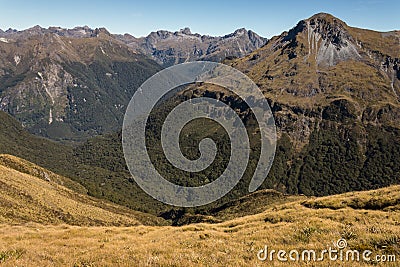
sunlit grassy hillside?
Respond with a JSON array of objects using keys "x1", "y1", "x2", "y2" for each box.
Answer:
[
  {"x1": 0, "y1": 165, "x2": 398, "y2": 266},
  {"x1": 0, "y1": 154, "x2": 166, "y2": 227}
]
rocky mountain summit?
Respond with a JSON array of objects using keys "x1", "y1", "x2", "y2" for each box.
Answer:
[{"x1": 116, "y1": 27, "x2": 267, "y2": 67}]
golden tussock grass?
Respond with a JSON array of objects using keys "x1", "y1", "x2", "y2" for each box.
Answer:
[
  {"x1": 0, "y1": 184, "x2": 399, "y2": 266},
  {"x1": 0, "y1": 155, "x2": 166, "y2": 227}
]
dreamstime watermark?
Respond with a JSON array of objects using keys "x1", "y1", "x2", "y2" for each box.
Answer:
[
  {"x1": 257, "y1": 238, "x2": 397, "y2": 263},
  {"x1": 122, "y1": 61, "x2": 276, "y2": 207}
]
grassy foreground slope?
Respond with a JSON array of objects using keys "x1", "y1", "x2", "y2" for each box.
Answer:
[
  {"x1": 0, "y1": 155, "x2": 166, "y2": 226},
  {"x1": 0, "y1": 185, "x2": 398, "y2": 266}
]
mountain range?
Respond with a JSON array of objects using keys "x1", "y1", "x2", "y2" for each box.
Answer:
[
  {"x1": 116, "y1": 27, "x2": 267, "y2": 66},
  {"x1": 0, "y1": 25, "x2": 265, "y2": 142},
  {"x1": 0, "y1": 12, "x2": 399, "y2": 216}
]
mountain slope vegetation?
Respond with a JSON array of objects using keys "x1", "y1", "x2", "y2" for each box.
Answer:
[{"x1": 0, "y1": 25, "x2": 266, "y2": 142}]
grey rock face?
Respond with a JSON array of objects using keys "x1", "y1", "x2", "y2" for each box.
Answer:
[{"x1": 116, "y1": 28, "x2": 268, "y2": 67}]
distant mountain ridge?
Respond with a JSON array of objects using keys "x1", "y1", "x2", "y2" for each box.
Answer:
[
  {"x1": 0, "y1": 25, "x2": 111, "y2": 38},
  {"x1": 0, "y1": 25, "x2": 268, "y2": 67},
  {"x1": 0, "y1": 25, "x2": 266, "y2": 140},
  {"x1": 115, "y1": 27, "x2": 267, "y2": 66}
]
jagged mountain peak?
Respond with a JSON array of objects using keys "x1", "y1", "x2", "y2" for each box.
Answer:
[
  {"x1": 233, "y1": 28, "x2": 247, "y2": 35},
  {"x1": 306, "y1": 13, "x2": 350, "y2": 44},
  {"x1": 278, "y1": 13, "x2": 360, "y2": 67},
  {"x1": 5, "y1": 28, "x2": 17, "y2": 34},
  {"x1": 118, "y1": 27, "x2": 267, "y2": 66},
  {"x1": 304, "y1": 13, "x2": 359, "y2": 66},
  {"x1": 27, "y1": 25, "x2": 44, "y2": 31},
  {"x1": 93, "y1": 27, "x2": 111, "y2": 36},
  {"x1": 179, "y1": 27, "x2": 192, "y2": 35}
]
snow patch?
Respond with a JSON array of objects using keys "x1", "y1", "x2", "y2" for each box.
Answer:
[
  {"x1": 236, "y1": 40, "x2": 243, "y2": 54},
  {"x1": 78, "y1": 29, "x2": 87, "y2": 35},
  {"x1": 0, "y1": 37, "x2": 9, "y2": 43},
  {"x1": 391, "y1": 73, "x2": 399, "y2": 100},
  {"x1": 14, "y1": 55, "x2": 21, "y2": 65},
  {"x1": 49, "y1": 109, "x2": 53, "y2": 124}
]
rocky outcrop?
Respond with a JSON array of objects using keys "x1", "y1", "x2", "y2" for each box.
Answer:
[{"x1": 304, "y1": 13, "x2": 361, "y2": 66}]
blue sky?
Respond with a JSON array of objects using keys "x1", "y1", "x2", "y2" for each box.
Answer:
[{"x1": 0, "y1": 0, "x2": 399, "y2": 38}]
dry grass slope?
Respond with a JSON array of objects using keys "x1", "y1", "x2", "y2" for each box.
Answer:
[
  {"x1": 0, "y1": 154, "x2": 87, "y2": 194},
  {"x1": 0, "y1": 155, "x2": 166, "y2": 227},
  {"x1": 0, "y1": 180, "x2": 398, "y2": 266}
]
